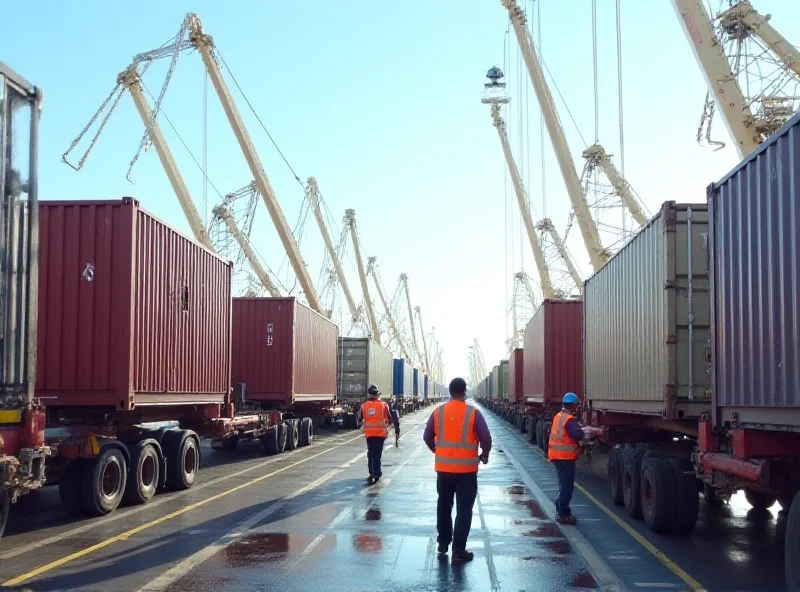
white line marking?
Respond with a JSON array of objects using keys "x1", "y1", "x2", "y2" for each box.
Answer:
[{"x1": 633, "y1": 584, "x2": 679, "y2": 589}]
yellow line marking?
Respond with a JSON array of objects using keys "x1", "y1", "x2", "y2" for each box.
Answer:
[
  {"x1": 3, "y1": 412, "x2": 433, "y2": 587},
  {"x1": 2, "y1": 433, "x2": 364, "y2": 587},
  {"x1": 497, "y1": 413, "x2": 706, "y2": 592}
]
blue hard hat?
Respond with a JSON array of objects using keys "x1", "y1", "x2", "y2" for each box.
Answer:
[{"x1": 562, "y1": 392, "x2": 579, "y2": 405}]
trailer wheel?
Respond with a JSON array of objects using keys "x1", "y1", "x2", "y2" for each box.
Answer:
[
  {"x1": 276, "y1": 423, "x2": 287, "y2": 453},
  {"x1": 745, "y1": 489, "x2": 778, "y2": 511},
  {"x1": 343, "y1": 413, "x2": 358, "y2": 429},
  {"x1": 535, "y1": 419, "x2": 543, "y2": 448},
  {"x1": 528, "y1": 418, "x2": 538, "y2": 443},
  {"x1": 640, "y1": 457, "x2": 677, "y2": 533},
  {"x1": 298, "y1": 417, "x2": 313, "y2": 447},
  {"x1": 608, "y1": 447, "x2": 625, "y2": 506},
  {"x1": 262, "y1": 426, "x2": 279, "y2": 455},
  {"x1": 59, "y1": 459, "x2": 87, "y2": 517},
  {"x1": 285, "y1": 421, "x2": 299, "y2": 451},
  {"x1": 785, "y1": 491, "x2": 800, "y2": 591},
  {"x1": 542, "y1": 422, "x2": 551, "y2": 456},
  {"x1": 221, "y1": 435, "x2": 239, "y2": 451},
  {"x1": 163, "y1": 431, "x2": 199, "y2": 491},
  {"x1": 81, "y1": 447, "x2": 127, "y2": 517},
  {"x1": 665, "y1": 458, "x2": 699, "y2": 534},
  {"x1": 124, "y1": 442, "x2": 161, "y2": 506},
  {"x1": 623, "y1": 448, "x2": 647, "y2": 519},
  {"x1": 0, "y1": 489, "x2": 9, "y2": 539}
]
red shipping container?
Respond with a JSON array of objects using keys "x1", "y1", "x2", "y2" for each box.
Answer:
[
  {"x1": 508, "y1": 348, "x2": 524, "y2": 403},
  {"x1": 36, "y1": 199, "x2": 232, "y2": 410},
  {"x1": 523, "y1": 300, "x2": 583, "y2": 406},
  {"x1": 232, "y1": 298, "x2": 338, "y2": 406}
]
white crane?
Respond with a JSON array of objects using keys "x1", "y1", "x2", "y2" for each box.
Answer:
[
  {"x1": 581, "y1": 144, "x2": 647, "y2": 227},
  {"x1": 367, "y1": 257, "x2": 411, "y2": 361},
  {"x1": 307, "y1": 178, "x2": 360, "y2": 324},
  {"x1": 535, "y1": 219, "x2": 582, "y2": 292},
  {"x1": 400, "y1": 274, "x2": 424, "y2": 370},
  {"x1": 414, "y1": 306, "x2": 431, "y2": 375},
  {"x1": 344, "y1": 209, "x2": 380, "y2": 343},
  {"x1": 502, "y1": 0, "x2": 607, "y2": 271}
]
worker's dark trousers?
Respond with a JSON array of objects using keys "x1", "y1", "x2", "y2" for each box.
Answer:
[
  {"x1": 366, "y1": 436, "x2": 386, "y2": 477},
  {"x1": 436, "y1": 471, "x2": 478, "y2": 551},
  {"x1": 552, "y1": 460, "x2": 576, "y2": 516}
]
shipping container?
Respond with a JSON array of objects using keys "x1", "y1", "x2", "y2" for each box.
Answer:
[
  {"x1": 508, "y1": 348, "x2": 524, "y2": 403},
  {"x1": 491, "y1": 365, "x2": 499, "y2": 399},
  {"x1": 36, "y1": 199, "x2": 232, "y2": 410},
  {"x1": 337, "y1": 337, "x2": 393, "y2": 401},
  {"x1": 500, "y1": 360, "x2": 509, "y2": 399},
  {"x1": 392, "y1": 358, "x2": 413, "y2": 396},
  {"x1": 412, "y1": 368, "x2": 420, "y2": 397},
  {"x1": 709, "y1": 110, "x2": 800, "y2": 431},
  {"x1": 232, "y1": 297, "x2": 337, "y2": 407},
  {"x1": 522, "y1": 300, "x2": 583, "y2": 406},
  {"x1": 423, "y1": 374, "x2": 430, "y2": 398},
  {"x1": 584, "y1": 202, "x2": 711, "y2": 421}
]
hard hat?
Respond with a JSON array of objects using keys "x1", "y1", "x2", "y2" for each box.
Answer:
[
  {"x1": 367, "y1": 384, "x2": 380, "y2": 397},
  {"x1": 562, "y1": 392, "x2": 579, "y2": 406}
]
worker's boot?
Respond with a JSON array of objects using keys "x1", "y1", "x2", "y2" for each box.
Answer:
[
  {"x1": 556, "y1": 514, "x2": 577, "y2": 525},
  {"x1": 367, "y1": 475, "x2": 376, "y2": 485},
  {"x1": 437, "y1": 544, "x2": 448, "y2": 557},
  {"x1": 451, "y1": 550, "x2": 474, "y2": 563}
]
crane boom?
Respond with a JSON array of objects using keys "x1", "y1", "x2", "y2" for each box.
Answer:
[
  {"x1": 121, "y1": 67, "x2": 214, "y2": 251},
  {"x1": 212, "y1": 204, "x2": 281, "y2": 297},
  {"x1": 400, "y1": 274, "x2": 424, "y2": 369},
  {"x1": 536, "y1": 219, "x2": 583, "y2": 293},
  {"x1": 490, "y1": 104, "x2": 555, "y2": 299},
  {"x1": 582, "y1": 144, "x2": 647, "y2": 226},
  {"x1": 502, "y1": 0, "x2": 608, "y2": 271},
  {"x1": 719, "y1": 1, "x2": 800, "y2": 79},
  {"x1": 345, "y1": 209, "x2": 380, "y2": 343},
  {"x1": 307, "y1": 178, "x2": 359, "y2": 323},
  {"x1": 187, "y1": 15, "x2": 323, "y2": 314},
  {"x1": 367, "y1": 257, "x2": 410, "y2": 360},
  {"x1": 671, "y1": 0, "x2": 759, "y2": 158},
  {"x1": 514, "y1": 271, "x2": 540, "y2": 310},
  {"x1": 415, "y1": 306, "x2": 431, "y2": 374}
]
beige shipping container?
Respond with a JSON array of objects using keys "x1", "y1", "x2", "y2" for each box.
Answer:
[
  {"x1": 337, "y1": 337, "x2": 393, "y2": 401},
  {"x1": 584, "y1": 202, "x2": 711, "y2": 422}
]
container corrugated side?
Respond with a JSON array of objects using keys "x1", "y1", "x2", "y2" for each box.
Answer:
[
  {"x1": 508, "y1": 348, "x2": 523, "y2": 403},
  {"x1": 232, "y1": 297, "x2": 337, "y2": 406},
  {"x1": 338, "y1": 338, "x2": 392, "y2": 399},
  {"x1": 369, "y1": 340, "x2": 393, "y2": 397},
  {"x1": 491, "y1": 365, "x2": 500, "y2": 399},
  {"x1": 500, "y1": 360, "x2": 509, "y2": 399},
  {"x1": 710, "y1": 109, "x2": 800, "y2": 430},
  {"x1": 392, "y1": 358, "x2": 413, "y2": 395},
  {"x1": 37, "y1": 199, "x2": 231, "y2": 409},
  {"x1": 523, "y1": 300, "x2": 583, "y2": 406},
  {"x1": 584, "y1": 202, "x2": 711, "y2": 420},
  {"x1": 412, "y1": 368, "x2": 420, "y2": 396}
]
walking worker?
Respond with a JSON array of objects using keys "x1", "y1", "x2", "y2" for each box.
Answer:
[
  {"x1": 423, "y1": 377, "x2": 492, "y2": 564},
  {"x1": 358, "y1": 384, "x2": 399, "y2": 485},
  {"x1": 548, "y1": 392, "x2": 601, "y2": 525}
]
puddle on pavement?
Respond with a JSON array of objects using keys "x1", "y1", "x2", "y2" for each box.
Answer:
[
  {"x1": 524, "y1": 523, "x2": 560, "y2": 538},
  {"x1": 224, "y1": 533, "x2": 293, "y2": 566},
  {"x1": 364, "y1": 508, "x2": 382, "y2": 521},
  {"x1": 516, "y1": 498, "x2": 546, "y2": 518},
  {"x1": 540, "y1": 540, "x2": 572, "y2": 555},
  {"x1": 352, "y1": 533, "x2": 383, "y2": 553},
  {"x1": 507, "y1": 484, "x2": 530, "y2": 495},
  {"x1": 570, "y1": 569, "x2": 599, "y2": 589},
  {"x1": 517, "y1": 555, "x2": 569, "y2": 566}
]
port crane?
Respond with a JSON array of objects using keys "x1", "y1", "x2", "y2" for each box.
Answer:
[
  {"x1": 64, "y1": 13, "x2": 324, "y2": 314},
  {"x1": 672, "y1": 0, "x2": 800, "y2": 157},
  {"x1": 367, "y1": 257, "x2": 411, "y2": 361},
  {"x1": 400, "y1": 274, "x2": 425, "y2": 372},
  {"x1": 344, "y1": 209, "x2": 380, "y2": 343},
  {"x1": 414, "y1": 306, "x2": 432, "y2": 376}
]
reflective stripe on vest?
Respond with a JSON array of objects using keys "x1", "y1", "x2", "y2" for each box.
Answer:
[
  {"x1": 547, "y1": 411, "x2": 579, "y2": 461},
  {"x1": 434, "y1": 401, "x2": 480, "y2": 473}
]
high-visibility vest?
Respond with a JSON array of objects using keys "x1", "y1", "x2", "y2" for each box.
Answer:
[
  {"x1": 548, "y1": 410, "x2": 580, "y2": 461},
  {"x1": 362, "y1": 400, "x2": 390, "y2": 438},
  {"x1": 433, "y1": 400, "x2": 480, "y2": 473}
]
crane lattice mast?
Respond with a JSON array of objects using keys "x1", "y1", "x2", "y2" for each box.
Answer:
[
  {"x1": 502, "y1": 0, "x2": 608, "y2": 271},
  {"x1": 400, "y1": 274, "x2": 424, "y2": 369},
  {"x1": 307, "y1": 178, "x2": 360, "y2": 324},
  {"x1": 581, "y1": 144, "x2": 647, "y2": 227},
  {"x1": 344, "y1": 209, "x2": 380, "y2": 343},
  {"x1": 535, "y1": 219, "x2": 582, "y2": 293},
  {"x1": 367, "y1": 257, "x2": 411, "y2": 361},
  {"x1": 415, "y1": 306, "x2": 431, "y2": 375}
]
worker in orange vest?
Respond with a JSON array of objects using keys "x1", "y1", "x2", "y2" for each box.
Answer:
[
  {"x1": 358, "y1": 385, "x2": 398, "y2": 485},
  {"x1": 548, "y1": 392, "x2": 600, "y2": 524},
  {"x1": 423, "y1": 377, "x2": 492, "y2": 563}
]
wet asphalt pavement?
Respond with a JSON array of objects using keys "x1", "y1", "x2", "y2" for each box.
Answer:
[{"x1": 0, "y1": 404, "x2": 788, "y2": 591}]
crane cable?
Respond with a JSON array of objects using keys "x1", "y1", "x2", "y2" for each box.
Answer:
[
  {"x1": 615, "y1": 0, "x2": 626, "y2": 178},
  {"x1": 592, "y1": 0, "x2": 599, "y2": 144}
]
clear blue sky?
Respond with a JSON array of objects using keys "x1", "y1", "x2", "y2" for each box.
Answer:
[{"x1": 4, "y1": 1, "x2": 800, "y2": 380}]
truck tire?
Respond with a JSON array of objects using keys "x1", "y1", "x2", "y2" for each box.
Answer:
[
  {"x1": 623, "y1": 448, "x2": 647, "y2": 519},
  {"x1": 745, "y1": 489, "x2": 778, "y2": 511},
  {"x1": 298, "y1": 417, "x2": 313, "y2": 447},
  {"x1": 641, "y1": 457, "x2": 677, "y2": 533},
  {"x1": 262, "y1": 426, "x2": 279, "y2": 455},
  {"x1": 59, "y1": 459, "x2": 87, "y2": 516},
  {"x1": 0, "y1": 489, "x2": 9, "y2": 539},
  {"x1": 220, "y1": 435, "x2": 239, "y2": 451},
  {"x1": 342, "y1": 413, "x2": 357, "y2": 429},
  {"x1": 785, "y1": 491, "x2": 800, "y2": 591},
  {"x1": 665, "y1": 458, "x2": 699, "y2": 534},
  {"x1": 542, "y1": 422, "x2": 551, "y2": 456},
  {"x1": 163, "y1": 431, "x2": 199, "y2": 491},
  {"x1": 124, "y1": 442, "x2": 160, "y2": 506},
  {"x1": 528, "y1": 418, "x2": 538, "y2": 443},
  {"x1": 81, "y1": 447, "x2": 127, "y2": 517},
  {"x1": 276, "y1": 422, "x2": 288, "y2": 453},
  {"x1": 608, "y1": 447, "x2": 625, "y2": 506},
  {"x1": 286, "y1": 421, "x2": 299, "y2": 451}
]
